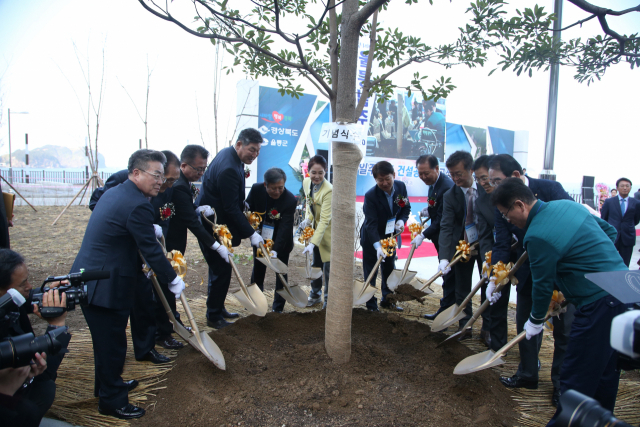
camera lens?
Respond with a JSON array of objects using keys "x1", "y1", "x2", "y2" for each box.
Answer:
[
  {"x1": 557, "y1": 390, "x2": 632, "y2": 427},
  {"x1": 0, "y1": 327, "x2": 68, "y2": 369}
]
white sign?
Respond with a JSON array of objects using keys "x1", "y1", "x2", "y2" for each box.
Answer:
[{"x1": 319, "y1": 122, "x2": 367, "y2": 146}]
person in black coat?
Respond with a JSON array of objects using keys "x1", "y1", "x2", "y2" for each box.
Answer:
[
  {"x1": 89, "y1": 151, "x2": 185, "y2": 352},
  {"x1": 245, "y1": 168, "x2": 297, "y2": 312},
  {"x1": 410, "y1": 154, "x2": 456, "y2": 319},
  {"x1": 360, "y1": 161, "x2": 411, "y2": 311},
  {"x1": 487, "y1": 154, "x2": 575, "y2": 406},
  {"x1": 600, "y1": 177, "x2": 640, "y2": 267},
  {"x1": 70, "y1": 150, "x2": 185, "y2": 420},
  {"x1": 197, "y1": 128, "x2": 265, "y2": 328}
]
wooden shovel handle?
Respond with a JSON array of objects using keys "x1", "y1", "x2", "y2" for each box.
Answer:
[
  {"x1": 456, "y1": 276, "x2": 489, "y2": 315},
  {"x1": 229, "y1": 254, "x2": 251, "y2": 299},
  {"x1": 400, "y1": 243, "x2": 417, "y2": 278},
  {"x1": 363, "y1": 256, "x2": 384, "y2": 288}
]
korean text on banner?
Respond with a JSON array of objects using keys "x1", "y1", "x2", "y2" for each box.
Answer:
[{"x1": 319, "y1": 122, "x2": 367, "y2": 150}]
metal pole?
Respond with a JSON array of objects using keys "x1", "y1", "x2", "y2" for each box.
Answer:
[
  {"x1": 7, "y1": 108, "x2": 12, "y2": 184},
  {"x1": 540, "y1": 0, "x2": 563, "y2": 181},
  {"x1": 25, "y1": 134, "x2": 29, "y2": 184}
]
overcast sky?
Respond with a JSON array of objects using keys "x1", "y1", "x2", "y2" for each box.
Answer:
[{"x1": 0, "y1": 0, "x2": 638, "y2": 192}]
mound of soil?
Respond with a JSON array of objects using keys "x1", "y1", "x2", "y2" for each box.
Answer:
[
  {"x1": 134, "y1": 309, "x2": 518, "y2": 427},
  {"x1": 387, "y1": 284, "x2": 429, "y2": 304}
]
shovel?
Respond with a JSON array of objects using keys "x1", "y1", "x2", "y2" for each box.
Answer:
[
  {"x1": 353, "y1": 256, "x2": 384, "y2": 305},
  {"x1": 139, "y1": 248, "x2": 226, "y2": 370},
  {"x1": 255, "y1": 251, "x2": 289, "y2": 274},
  {"x1": 453, "y1": 300, "x2": 568, "y2": 375},
  {"x1": 257, "y1": 242, "x2": 307, "y2": 308},
  {"x1": 414, "y1": 242, "x2": 479, "y2": 292},
  {"x1": 430, "y1": 276, "x2": 488, "y2": 332},
  {"x1": 386, "y1": 243, "x2": 418, "y2": 292},
  {"x1": 296, "y1": 250, "x2": 323, "y2": 280},
  {"x1": 229, "y1": 253, "x2": 269, "y2": 317},
  {"x1": 437, "y1": 251, "x2": 529, "y2": 347}
]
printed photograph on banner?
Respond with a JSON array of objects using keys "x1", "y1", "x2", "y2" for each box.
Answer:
[
  {"x1": 367, "y1": 91, "x2": 446, "y2": 162},
  {"x1": 462, "y1": 125, "x2": 488, "y2": 158}
]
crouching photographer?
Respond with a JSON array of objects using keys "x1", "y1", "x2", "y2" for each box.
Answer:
[{"x1": 0, "y1": 249, "x2": 72, "y2": 427}]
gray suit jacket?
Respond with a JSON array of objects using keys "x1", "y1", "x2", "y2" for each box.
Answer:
[
  {"x1": 438, "y1": 184, "x2": 487, "y2": 261},
  {"x1": 475, "y1": 189, "x2": 495, "y2": 265}
]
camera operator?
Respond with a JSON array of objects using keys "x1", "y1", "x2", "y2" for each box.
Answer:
[{"x1": 0, "y1": 249, "x2": 71, "y2": 427}]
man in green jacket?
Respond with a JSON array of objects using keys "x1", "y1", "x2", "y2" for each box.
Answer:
[{"x1": 491, "y1": 178, "x2": 629, "y2": 427}]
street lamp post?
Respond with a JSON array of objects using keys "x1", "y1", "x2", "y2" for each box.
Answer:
[{"x1": 7, "y1": 109, "x2": 29, "y2": 184}]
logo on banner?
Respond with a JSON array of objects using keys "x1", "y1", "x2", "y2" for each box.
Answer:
[
  {"x1": 261, "y1": 111, "x2": 285, "y2": 125},
  {"x1": 262, "y1": 138, "x2": 269, "y2": 146},
  {"x1": 259, "y1": 125, "x2": 270, "y2": 135}
]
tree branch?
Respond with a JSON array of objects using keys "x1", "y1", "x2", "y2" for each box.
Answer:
[
  {"x1": 354, "y1": 9, "x2": 378, "y2": 121},
  {"x1": 353, "y1": 0, "x2": 389, "y2": 27}
]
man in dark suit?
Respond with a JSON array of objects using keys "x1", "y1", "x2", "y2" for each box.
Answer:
[
  {"x1": 437, "y1": 151, "x2": 484, "y2": 339},
  {"x1": 360, "y1": 161, "x2": 411, "y2": 311},
  {"x1": 70, "y1": 149, "x2": 185, "y2": 419},
  {"x1": 473, "y1": 154, "x2": 496, "y2": 348},
  {"x1": 89, "y1": 151, "x2": 185, "y2": 352},
  {"x1": 197, "y1": 128, "x2": 265, "y2": 328},
  {"x1": 245, "y1": 168, "x2": 297, "y2": 312},
  {"x1": 487, "y1": 154, "x2": 575, "y2": 407},
  {"x1": 600, "y1": 177, "x2": 640, "y2": 267},
  {"x1": 410, "y1": 154, "x2": 455, "y2": 320}
]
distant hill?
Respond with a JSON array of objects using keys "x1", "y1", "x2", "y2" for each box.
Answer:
[{"x1": 0, "y1": 145, "x2": 106, "y2": 168}]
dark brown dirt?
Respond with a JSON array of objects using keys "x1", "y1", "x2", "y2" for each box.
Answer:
[
  {"x1": 387, "y1": 284, "x2": 428, "y2": 304},
  {"x1": 134, "y1": 309, "x2": 518, "y2": 427}
]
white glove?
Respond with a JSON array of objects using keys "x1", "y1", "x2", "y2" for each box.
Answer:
[
  {"x1": 395, "y1": 219, "x2": 404, "y2": 233},
  {"x1": 196, "y1": 205, "x2": 215, "y2": 217},
  {"x1": 376, "y1": 246, "x2": 387, "y2": 261},
  {"x1": 250, "y1": 232, "x2": 264, "y2": 247},
  {"x1": 300, "y1": 219, "x2": 310, "y2": 229},
  {"x1": 244, "y1": 201, "x2": 250, "y2": 211},
  {"x1": 169, "y1": 276, "x2": 186, "y2": 299},
  {"x1": 420, "y1": 207, "x2": 429, "y2": 218},
  {"x1": 438, "y1": 259, "x2": 451, "y2": 275},
  {"x1": 486, "y1": 277, "x2": 501, "y2": 305},
  {"x1": 302, "y1": 243, "x2": 315, "y2": 256},
  {"x1": 271, "y1": 250, "x2": 278, "y2": 258},
  {"x1": 411, "y1": 234, "x2": 424, "y2": 248},
  {"x1": 142, "y1": 263, "x2": 153, "y2": 279},
  {"x1": 153, "y1": 224, "x2": 163, "y2": 239},
  {"x1": 524, "y1": 319, "x2": 544, "y2": 340},
  {"x1": 211, "y1": 241, "x2": 230, "y2": 263}
]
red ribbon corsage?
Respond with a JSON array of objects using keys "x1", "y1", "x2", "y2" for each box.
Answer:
[
  {"x1": 395, "y1": 195, "x2": 408, "y2": 208},
  {"x1": 427, "y1": 196, "x2": 436, "y2": 207},
  {"x1": 159, "y1": 202, "x2": 175, "y2": 221},
  {"x1": 244, "y1": 167, "x2": 251, "y2": 178},
  {"x1": 268, "y1": 209, "x2": 281, "y2": 220}
]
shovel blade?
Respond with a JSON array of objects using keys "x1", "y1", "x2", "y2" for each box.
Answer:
[
  {"x1": 172, "y1": 320, "x2": 195, "y2": 343},
  {"x1": 255, "y1": 257, "x2": 289, "y2": 274},
  {"x1": 386, "y1": 270, "x2": 404, "y2": 291},
  {"x1": 353, "y1": 279, "x2": 377, "y2": 306},
  {"x1": 295, "y1": 266, "x2": 323, "y2": 280},
  {"x1": 453, "y1": 350, "x2": 505, "y2": 375},
  {"x1": 276, "y1": 286, "x2": 307, "y2": 308},
  {"x1": 430, "y1": 304, "x2": 466, "y2": 332},
  {"x1": 232, "y1": 283, "x2": 268, "y2": 317},
  {"x1": 198, "y1": 332, "x2": 226, "y2": 370}
]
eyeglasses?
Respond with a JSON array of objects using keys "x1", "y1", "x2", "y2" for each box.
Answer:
[
  {"x1": 449, "y1": 171, "x2": 466, "y2": 179},
  {"x1": 140, "y1": 169, "x2": 166, "y2": 183},
  {"x1": 187, "y1": 164, "x2": 206, "y2": 174},
  {"x1": 164, "y1": 178, "x2": 178, "y2": 186},
  {"x1": 489, "y1": 177, "x2": 503, "y2": 187},
  {"x1": 501, "y1": 202, "x2": 516, "y2": 220},
  {"x1": 474, "y1": 175, "x2": 489, "y2": 184}
]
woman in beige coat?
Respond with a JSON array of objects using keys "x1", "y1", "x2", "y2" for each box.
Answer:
[{"x1": 301, "y1": 155, "x2": 332, "y2": 309}]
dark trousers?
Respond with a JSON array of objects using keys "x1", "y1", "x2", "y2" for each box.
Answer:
[
  {"x1": 546, "y1": 295, "x2": 627, "y2": 427},
  {"x1": 82, "y1": 304, "x2": 130, "y2": 409},
  {"x1": 202, "y1": 243, "x2": 233, "y2": 322},
  {"x1": 490, "y1": 282, "x2": 511, "y2": 351},
  {"x1": 250, "y1": 247, "x2": 291, "y2": 312},
  {"x1": 0, "y1": 392, "x2": 43, "y2": 427},
  {"x1": 514, "y1": 276, "x2": 575, "y2": 384},
  {"x1": 21, "y1": 379, "x2": 56, "y2": 426},
  {"x1": 154, "y1": 277, "x2": 182, "y2": 340},
  {"x1": 309, "y1": 245, "x2": 330, "y2": 302},
  {"x1": 130, "y1": 274, "x2": 156, "y2": 359},
  {"x1": 433, "y1": 239, "x2": 456, "y2": 314},
  {"x1": 615, "y1": 240, "x2": 633, "y2": 267},
  {"x1": 361, "y1": 246, "x2": 396, "y2": 310},
  {"x1": 452, "y1": 254, "x2": 481, "y2": 328}
]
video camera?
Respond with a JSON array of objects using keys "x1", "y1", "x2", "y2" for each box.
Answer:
[
  {"x1": 29, "y1": 270, "x2": 110, "y2": 319},
  {"x1": 556, "y1": 390, "x2": 633, "y2": 427},
  {"x1": 0, "y1": 327, "x2": 69, "y2": 369}
]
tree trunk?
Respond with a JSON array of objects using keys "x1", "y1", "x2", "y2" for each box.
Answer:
[{"x1": 325, "y1": 0, "x2": 363, "y2": 364}]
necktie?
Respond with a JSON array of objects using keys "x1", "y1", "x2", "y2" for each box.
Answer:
[
  {"x1": 464, "y1": 188, "x2": 475, "y2": 241},
  {"x1": 428, "y1": 183, "x2": 434, "y2": 198},
  {"x1": 621, "y1": 198, "x2": 626, "y2": 216}
]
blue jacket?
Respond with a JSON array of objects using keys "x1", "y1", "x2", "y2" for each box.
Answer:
[
  {"x1": 197, "y1": 147, "x2": 255, "y2": 247},
  {"x1": 89, "y1": 169, "x2": 174, "y2": 236},
  {"x1": 600, "y1": 195, "x2": 640, "y2": 247},
  {"x1": 71, "y1": 179, "x2": 177, "y2": 310},
  {"x1": 493, "y1": 176, "x2": 572, "y2": 287},
  {"x1": 524, "y1": 200, "x2": 626, "y2": 323},
  {"x1": 360, "y1": 180, "x2": 411, "y2": 251}
]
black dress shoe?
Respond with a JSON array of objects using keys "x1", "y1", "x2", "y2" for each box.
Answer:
[
  {"x1": 222, "y1": 309, "x2": 240, "y2": 319},
  {"x1": 367, "y1": 306, "x2": 380, "y2": 312},
  {"x1": 136, "y1": 349, "x2": 170, "y2": 364},
  {"x1": 480, "y1": 330, "x2": 492, "y2": 348},
  {"x1": 552, "y1": 387, "x2": 561, "y2": 407},
  {"x1": 423, "y1": 312, "x2": 438, "y2": 320},
  {"x1": 380, "y1": 302, "x2": 404, "y2": 311},
  {"x1": 124, "y1": 379, "x2": 138, "y2": 391},
  {"x1": 99, "y1": 403, "x2": 146, "y2": 419},
  {"x1": 458, "y1": 329, "x2": 473, "y2": 341},
  {"x1": 499, "y1": 375, "x2": 538, "y2": 389},
  {"x1": 207, "y1": 318, "x2": 232, "y2": 329},
  {"x1": 156, "y1": 336, "x2": 184, "y2": 350}
]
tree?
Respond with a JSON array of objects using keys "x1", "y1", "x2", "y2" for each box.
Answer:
[
  {"x1": 138, "y1": 0, "x2": 639, "y2": 363},
  {"x1": 119, "y1": 55, "x2": 154, "y2": 149}
]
